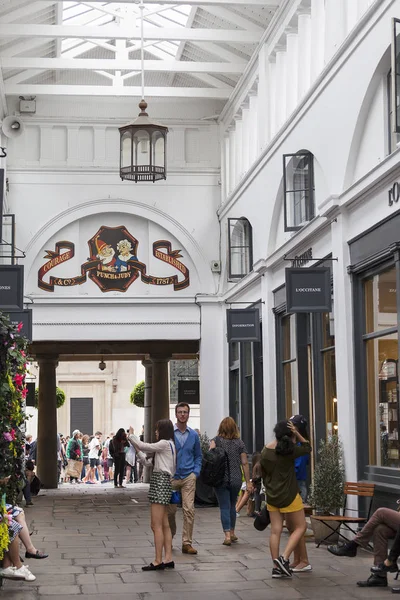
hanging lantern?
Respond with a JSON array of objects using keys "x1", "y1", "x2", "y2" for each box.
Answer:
[
  {"x1": 119, "y1": 100, "x2": 168, "y2": 182},
  {"x1": 118, "y1": 0, "x2": 168, "y2": 182}
]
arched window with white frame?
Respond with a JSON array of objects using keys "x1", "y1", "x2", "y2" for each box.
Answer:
[{"x1": 228, "y1": 217, "x2": 253, "y2": 279}]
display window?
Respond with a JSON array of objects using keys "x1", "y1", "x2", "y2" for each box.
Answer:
[
  {"x1": 363, "y1": 266, "x2": 399, "y2": 467},
  {"x1": 282, "y1": 314, "x2": 299, "y2": 417},
  {"x1": 320, "y1": 311, "x2": 337, "y2": 437}
]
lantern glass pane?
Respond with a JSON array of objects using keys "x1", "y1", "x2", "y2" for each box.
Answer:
[
  {"x1": 121, "y1": 132, "x2": 131, "y2": 168},
  {"x1": 152, "y1": 132, "x2": 165, "y2": 168},
  {"x1": 133, "y1": 130, "x2": 150, "y2": 166}
]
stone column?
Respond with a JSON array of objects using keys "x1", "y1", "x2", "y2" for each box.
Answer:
[
  {"x1": 285, "y1": 30, "x2": 299, "y2": 115},
  {"x1": 297, "y1": 11, "x2": 312, "y2": 99},
  {"x1": 142, "y1": 360, "x2": 153, "y2": 443},
  {"x1": 36, "y1": 356, "x2": 59, "y2": 489},
  {"x1": 142, "y1": 359, "x2": 153, "y2": 483},
  {"x1": 150, "y1": 356, "x2": 170, "y2": 442},
  {"x1": 197, "y1": 300, "x2": 226, "y2": 438}
]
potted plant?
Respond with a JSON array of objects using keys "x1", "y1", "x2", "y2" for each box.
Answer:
[{"x1": 309, "y1": 435, "x2": 345, "y2": 545}]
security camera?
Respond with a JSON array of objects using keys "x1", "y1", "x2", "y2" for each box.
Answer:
[{"x1": 99, "y1": 360, "x2": 106, "y2": 371}]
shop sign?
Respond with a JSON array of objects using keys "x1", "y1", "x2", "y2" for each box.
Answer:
[
  {"x1": 0, "y1": 265, "x2": 24, "y2": 310},
  {"x1": 25, "y1": 382, "x2": 35, "y2": 407},
  {"x1": 285, "y1": 267, "x2": 331, "y2": 313},
  {"x1": 227, "y1": 308, "x2": 260, "y2": 342},
  {"x1": 178, "y1": 380, "x2": 200, "y2": 404},
  {"x1": 3, "y1": 309, "x2": 32, "y2": 341},
  {"x1": 388, "y1": 181, "x2": 400, "y2": 206}
]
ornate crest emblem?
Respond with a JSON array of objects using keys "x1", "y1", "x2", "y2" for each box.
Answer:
[{"x1": 38, "y1": 225, "x2": 190, "y2": 293}]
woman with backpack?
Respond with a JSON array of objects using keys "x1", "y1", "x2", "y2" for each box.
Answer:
[{"x1": 210, "y1": 417, "x2": 252, "y2": 546}]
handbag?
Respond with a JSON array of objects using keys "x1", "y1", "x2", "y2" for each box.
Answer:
[
  {"x1": 253, "y1": 506, "x2": 271, "y2": 531},
  {"x1": 65, "y1": 459, "x2": 82, "y2": 479},
  {"x1": 170, "y1": 490, "x2": 181, "y2": 504}
]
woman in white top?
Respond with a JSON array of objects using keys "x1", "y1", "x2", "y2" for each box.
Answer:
[{"x1": 128, "y1": 419, "x2": 176, "y2": 571}]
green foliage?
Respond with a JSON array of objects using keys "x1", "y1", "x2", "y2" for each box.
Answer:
[
  {"x1": 309, "y1": 435, "x2": 345, "y2": 515},
  {"x1": 34, "y1": 386, "x2": 66, "y2": 409},
  {"x1": 198, "y1": 431, "x2": 210, "y2": 454},
  {"x1": 0, "y1": 311, "x2": 29, "y2": 505},
  {"x1": 130, "y1": 380, "x2": 145, "y2": 408}
]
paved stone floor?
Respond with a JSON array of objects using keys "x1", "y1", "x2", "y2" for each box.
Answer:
[{"x1": 0, "y1": 483, "x2": 396, "y2": 599}]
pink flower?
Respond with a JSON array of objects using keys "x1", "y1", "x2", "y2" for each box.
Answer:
[
  {"x1": 3, "y1": 433, "x2": 12, "y2": 442},
  {"x1": 21, "y1": 387, "x2": 28, "y2": 398},
  {"x1": 17, "y1": 322, "x2": 23, "y2": 332},
  {"x1": 14, "y1": 374, "x2": 24, "y2": 387}
]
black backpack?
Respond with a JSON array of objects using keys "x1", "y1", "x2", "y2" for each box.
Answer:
[
  {"x1": 30, "y1": 475, "x2": 42, "y2": 497},
  {"x1": 200, "y1": 438, "x2": 228, "y2": 488}
]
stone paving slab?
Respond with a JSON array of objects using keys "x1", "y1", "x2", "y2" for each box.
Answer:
[{"x1": 0, "y1": 482, "x2": 397, "y2": 599}]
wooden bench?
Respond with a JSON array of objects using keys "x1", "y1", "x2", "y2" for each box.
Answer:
[{"x1": 312, "y1": 481, "x2": 375, "y2": 548}]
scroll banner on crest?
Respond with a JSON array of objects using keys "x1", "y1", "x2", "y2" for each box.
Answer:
[{"x1": 38, "y1": 240, "x2": 190, "y2": 293}]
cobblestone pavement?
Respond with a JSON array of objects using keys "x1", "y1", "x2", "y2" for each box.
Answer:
[{"x1": 0, "y1": 483, "x2": 395, "y2": 599}]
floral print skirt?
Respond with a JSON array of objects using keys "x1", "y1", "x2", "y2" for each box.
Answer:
[{"x1": 148, "y1": 471, "x2": 172, "y2": 505}]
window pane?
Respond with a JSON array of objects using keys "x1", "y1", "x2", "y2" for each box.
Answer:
[
  {"x1": 365, "y1": 267, "x2": 397, "y2": 333},
  {"x1": 152, "y1": 132, "x2": 165, "y2": 168},
  {"x1": 231, "y1": 342, "x2": 239, "y2": 363},
  {"x1": 121, "y1": 132, "x2": 131, "y2": 168},
  {"x1": 229, "y1": 218, "x2": 252, "y2": 277},
  {"x1": 133, "y1": 130, "x2": 150, "y2": 167},
  {"x1": 393, "y1": 19, "x2": 400, "y2": 134},
  {"x1": 284, "y1": 153, "x2": 314, "y2": 230},
  {"x1": 322, "y1": 310, "x2": 335, "y2": 348},
  {"x1": 284, "y1": 361, "x2": 299, "y2": 417},
  {"x1": 366, "y1": 334, "x2": 399, "y2": 467},
  {"x1": 243, "y1": 342, "x2": 253, "y2": 376},
  {"x1": 324, "y1": 349, "x2": 337, "y2": 437}
]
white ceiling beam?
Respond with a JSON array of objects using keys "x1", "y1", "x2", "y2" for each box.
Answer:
[
  {"x1": 0, "y1": 38, "x2": 51, "y2": 58},
  {"x1": 3, "y1": 69, "x2": 45, "y2": 85},
  {"x1": 61, "y1": 39, "x2": 117, "y2": 57},
  {"x1": 198, "y1": 42, "x2": 247, "y2": 63},
  {"x1": 48, "y1": 0, "x2": 280, "y2": 5},
  {"x1": 1, "y1": 57, "x2": 245, "y2": 74},
  {"x1": 1, "y1": 1, "x2": 55, "y2": 24},
  {"x1": 0, "y1": 68, "x2": 8, "y2": 119},
  {"x1": 0, "y1": 24, "x2": 262, "y2": 43},
  {"x1": 3, "y1": 83, "x2": 231, "y2": 98},
  {"x1": 199, "y1": 5, "x2": 264, "y2": 32},
  {"x1": 189, "y1": 72, "x2": 233, "y2": 88}
]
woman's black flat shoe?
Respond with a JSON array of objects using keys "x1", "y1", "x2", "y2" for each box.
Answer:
[
  {"x1": 25, "y1": 550, "x2": 49, "y2": 559},
  {"x1": 142, "y1": 563, "x2": 165, "y2": 571},
  {"x1": 164, "y1": 561, "x2": 175, "y2": 569}
]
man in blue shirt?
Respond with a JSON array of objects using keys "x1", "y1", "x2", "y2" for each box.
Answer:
[{"x1": 168, "y1": 402, "x2": 202, "y2": 554}]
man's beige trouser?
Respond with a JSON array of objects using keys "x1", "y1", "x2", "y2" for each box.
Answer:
[{"x1": 167, "y1": 473, "x2": 196, "y2": 547}]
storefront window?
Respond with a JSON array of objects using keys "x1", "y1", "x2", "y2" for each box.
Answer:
[
  {"x1": 282, "y1": 315, "x2": 299, "y2": 416},
  {"x1": 364, "y1": 266, "x2": 399, "y2": 467},
  {"x1": 318, "y1": 310, "x2": 336, "y2": 438}
]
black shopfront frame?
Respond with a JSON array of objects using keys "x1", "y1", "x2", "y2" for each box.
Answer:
[
  {"x1": 228, "y1": 301, "x2": 264, "y2": 454},
  {"x1": 274, "y1": 260, "x2": 334, "y2": 456},
  {"x1": 350, "y1": 209, "x2": 400, "y2": 496}
]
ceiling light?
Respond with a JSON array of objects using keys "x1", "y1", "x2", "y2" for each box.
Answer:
[{"x1": 119, "y1": 0, "x2": 168, "y2": 182}]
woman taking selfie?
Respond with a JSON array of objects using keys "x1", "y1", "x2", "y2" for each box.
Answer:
[
  {"x1": 128, "y1": 420, "x2": 176, "y2": 571},
  {"x1": 260, "y1": 420, "x2": 311, "y2": 578}
]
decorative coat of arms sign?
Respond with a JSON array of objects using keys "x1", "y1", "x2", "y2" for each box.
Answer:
[{"x1": 38, "y1": 225, "x2": 190, "y2": 292}]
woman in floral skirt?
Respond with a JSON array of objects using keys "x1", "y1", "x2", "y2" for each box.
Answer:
[{"x1": 128, "y1": 420, "x2": 176, "y2": 571}]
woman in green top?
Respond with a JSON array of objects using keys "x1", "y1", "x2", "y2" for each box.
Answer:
[{"x1": 260, "y1": 420, "x2": 311, "y2": 578}]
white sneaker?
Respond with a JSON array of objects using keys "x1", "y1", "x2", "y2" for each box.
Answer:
[
  {"x1": 13, "y1": 565, "x2": 36, "y2": 581},
  {"x1": 0, "y1": 566, "x2": 21, "y2": 579}
]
